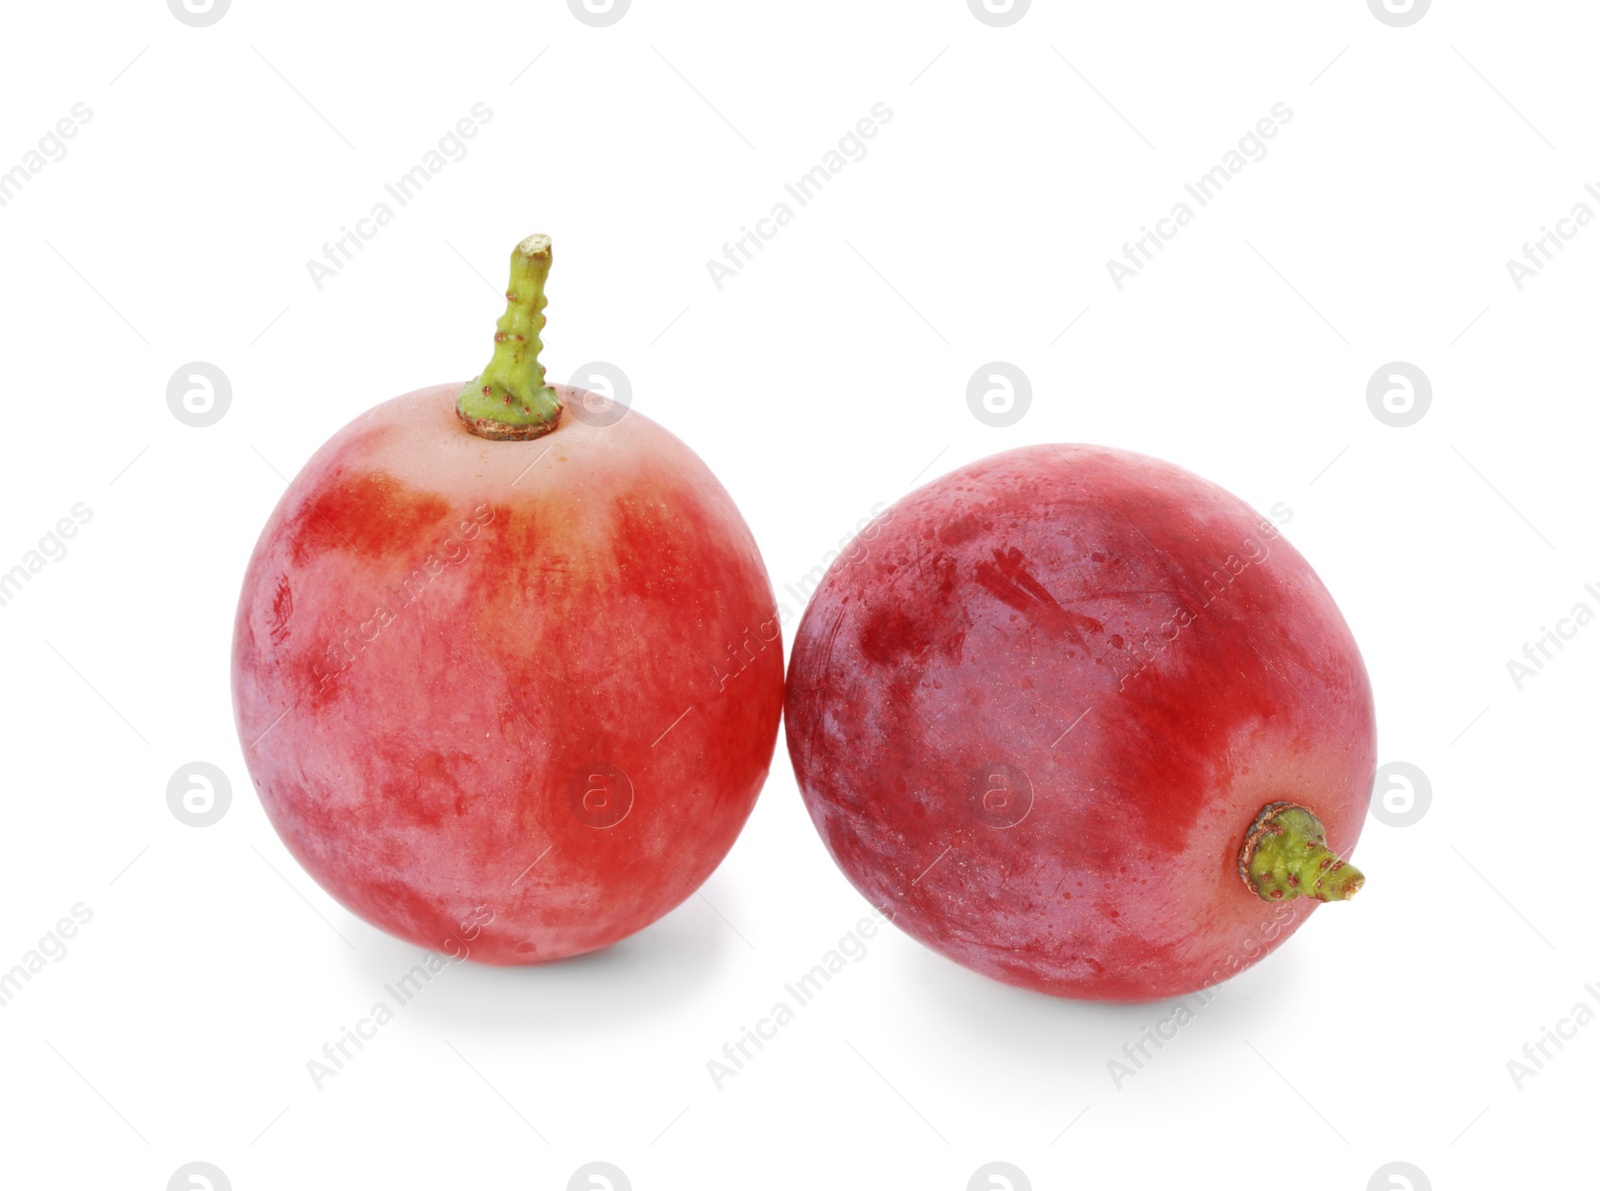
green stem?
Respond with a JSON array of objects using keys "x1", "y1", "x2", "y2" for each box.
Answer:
[
  {"x1": 1238, "y1": 801, "x2": 1365, "y2": 903},
  {"x1": 456, "y1": 234, "x2": 564, "y2": 440}
]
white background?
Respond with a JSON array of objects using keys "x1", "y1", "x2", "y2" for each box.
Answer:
[{"x1": 1, "y1": 1, "x2": 1594, "y2": 1188}]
